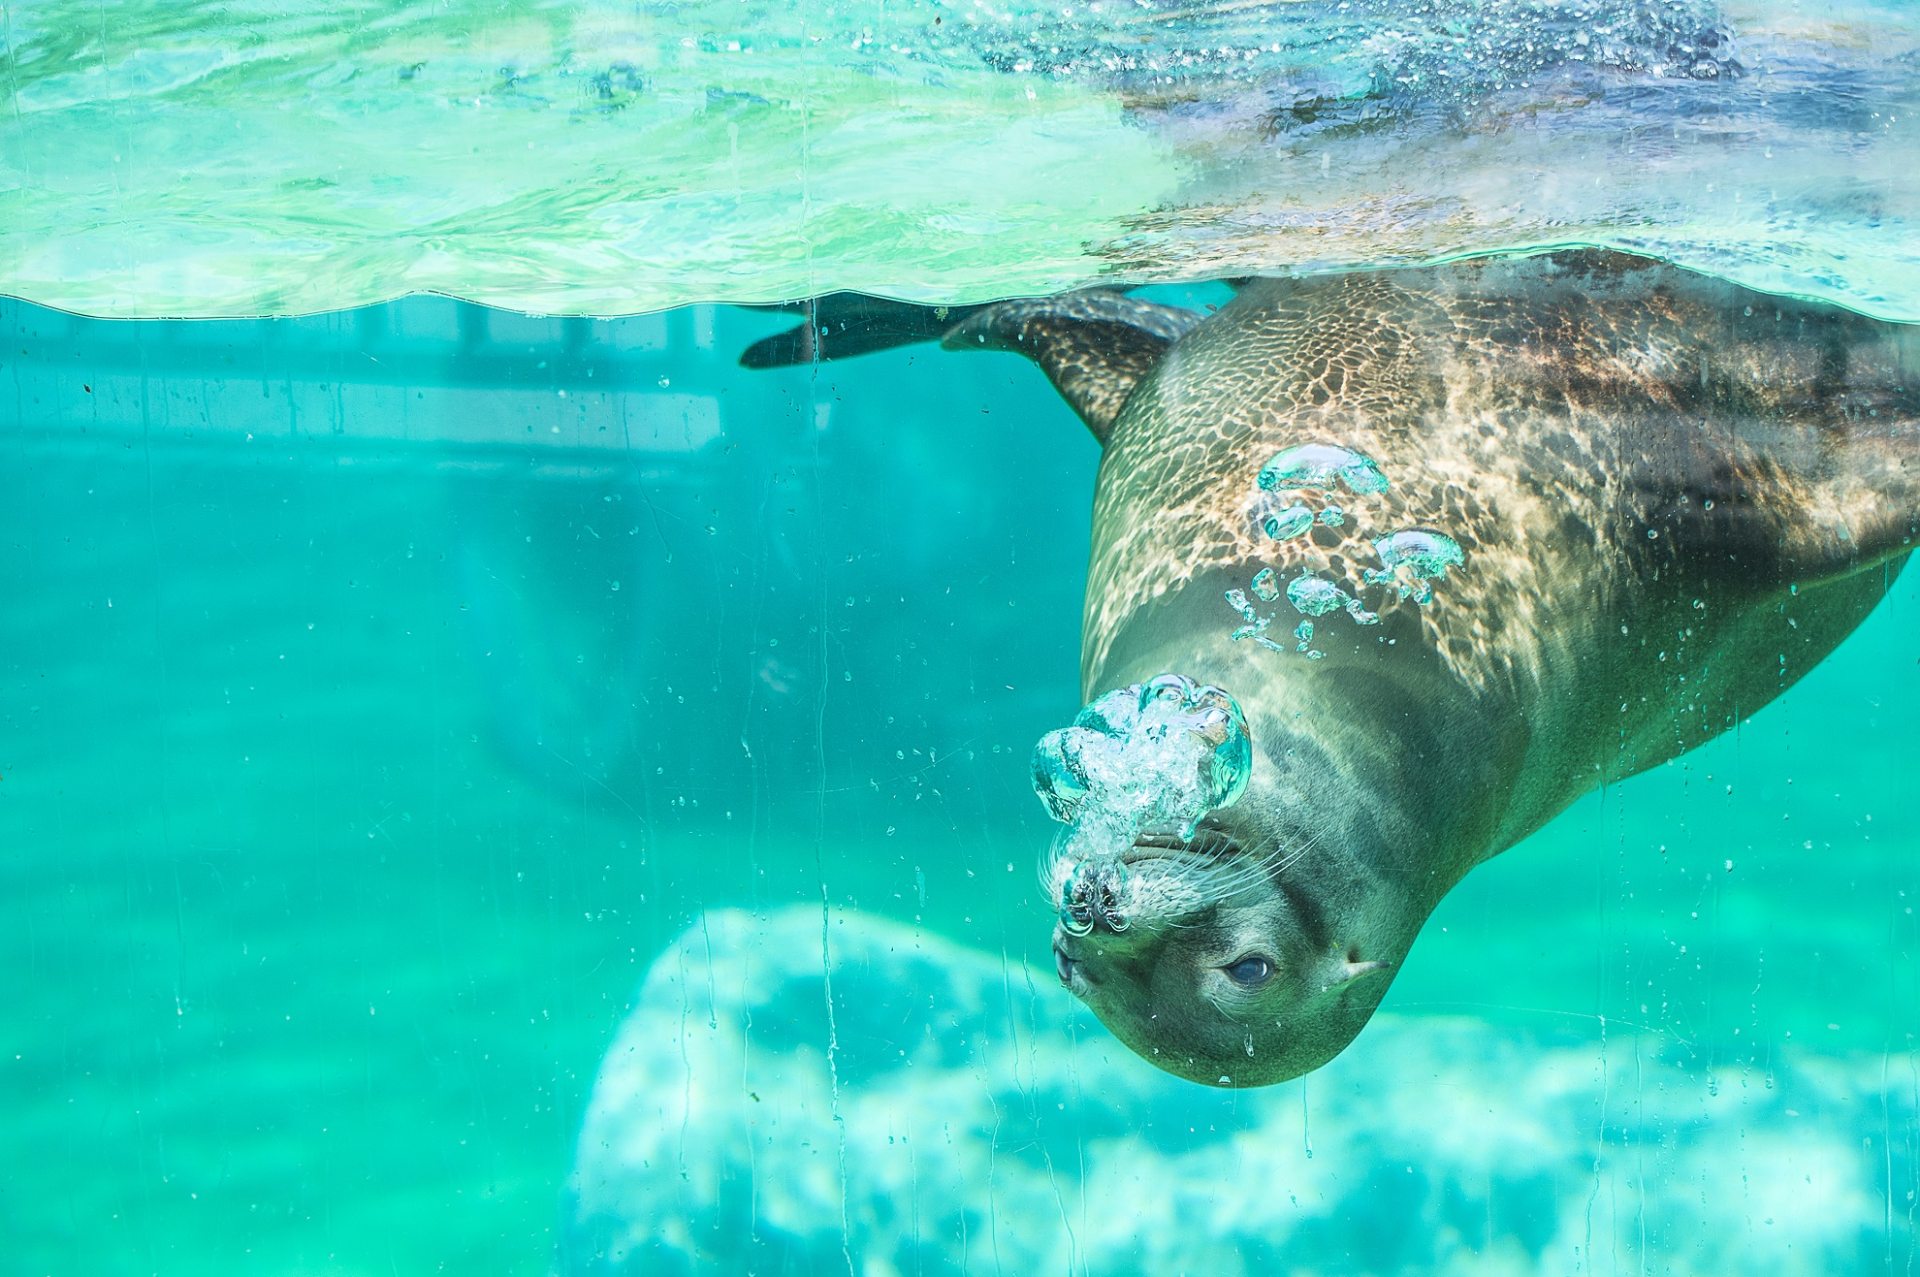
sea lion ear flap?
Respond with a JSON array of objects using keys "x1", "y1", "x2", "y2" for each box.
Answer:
[
  {"x1": 1313, "y1": 952, "x2": 1392, "y2": 997},
  {"x1": 940, "y1": 291, "x2": 1203, "y2": 444}
]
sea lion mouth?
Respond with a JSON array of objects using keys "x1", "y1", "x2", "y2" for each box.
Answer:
[
  {"x1": 1122, "y1": 830, "x2": 1245, "y2": 866},
  {"x1": 1045, "y1": 830, "x2": 1255, "y2": 937}
]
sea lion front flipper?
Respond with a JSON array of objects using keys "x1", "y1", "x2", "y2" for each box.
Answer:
[
  {"x1": 737, "y1": 295, "x2": 987, "y2": 368},
  {"x1": 941, "y1": 292, "x2": 1203, "y2": 444},
  {"x1": 738, "y1": 289, "x2": 1199, "y2": 444}
]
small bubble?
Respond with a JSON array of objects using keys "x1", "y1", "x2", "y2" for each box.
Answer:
[
  {"x1": 1365, "y1": 528, "x2": 1464, "y2": 602},
  {"x1": 1250, "y1": 569, "x2": 1280, "y2": 602},
  {"x1": 1286, "y1": 572, "x2": 1350, "y2": 617},
  {"x1": 1647, "y1": 528, "x2": 1659, "y2": 540},
  {"x1": 1256, "y1": 500, "x2": 1314, "y2": 541},
  {"x1": 1317, "y1": 504, "x2": 1345, "y2": 528}
]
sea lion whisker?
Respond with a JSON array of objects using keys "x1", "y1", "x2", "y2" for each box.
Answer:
[{"x1": 1205, "y1": 830, "x2": 1319, "y2": 890}]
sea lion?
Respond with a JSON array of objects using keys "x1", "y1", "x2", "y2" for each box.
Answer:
[{"x1": 743, "y1": 250, "x2": 1919, "y2": 1086}]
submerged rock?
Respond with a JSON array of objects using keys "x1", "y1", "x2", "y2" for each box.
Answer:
[{"x1": 562, "y1": 907, "x2": 1920, "y2": 1276}]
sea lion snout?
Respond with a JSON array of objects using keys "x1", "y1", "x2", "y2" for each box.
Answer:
[{"x1": 1059, "y1": 858, "x2": 1134, "y2": 936}]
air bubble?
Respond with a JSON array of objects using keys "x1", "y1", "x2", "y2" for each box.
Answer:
[
  {"x1": 1251, "y1": 568, "x2": 1281, "y2": 602},
  {"x1": 1252, "y1": 497, "x2": 1315, "y2": 541},
  {"x1": 1259, "y1": 442, "x2": 1390, "y2": 496},
  {"x1": 1286, "y1": 571, "x2": 1351, "y2": 617},
  {"x1": 1363, "y1": 528, "x2": 1464, "y2": 603}
]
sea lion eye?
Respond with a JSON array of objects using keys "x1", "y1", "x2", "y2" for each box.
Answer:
[{"x1": 1224, "y1": 955, "x2": 1275, "y2": 987}]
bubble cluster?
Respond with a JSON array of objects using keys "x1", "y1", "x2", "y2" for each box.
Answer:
[
  {"x1": 1225, "y1": 587, "x2": 1287, "y2": 653},
  {"x1": 1286, "y1": 571, "x2": 1381, "y2": 627},
  {"x1": 1032, "y1": 674, "x2": 1253, "y2": 854},
  {"x1": 1228, "y1": 440, "x2": 1464, "y2": 656}
]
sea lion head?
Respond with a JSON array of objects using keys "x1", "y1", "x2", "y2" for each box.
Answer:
[
  {"x1": 1036, "y1": 674, "x2": 1405, "y2": 1088},
  {"x1": 1047, "y1": 821, "x2": 1400, "y2": 1088}
]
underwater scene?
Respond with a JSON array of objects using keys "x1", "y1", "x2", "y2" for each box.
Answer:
[{"x1": 5, "y1": 2, "x2": 1920, "y2": 1275}]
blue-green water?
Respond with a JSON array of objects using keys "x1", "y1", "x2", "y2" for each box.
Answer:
[
  {"x1": 6, "y1": 0, "x2": 1920, "y2": 1269},
  {"x1": 3, "y1": 291, "x2": 1918, "y2": 1274}
]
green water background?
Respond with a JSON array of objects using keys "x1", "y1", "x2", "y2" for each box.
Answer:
[{"x1": 2, "y1": 293, "x2": 1916, "y2": 1274}]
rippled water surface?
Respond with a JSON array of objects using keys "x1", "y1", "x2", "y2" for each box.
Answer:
[{"x1": 4, "y1": 0, "x2": 1919, "y2": 316}]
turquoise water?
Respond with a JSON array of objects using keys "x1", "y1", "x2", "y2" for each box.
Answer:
[
  {"x1": 6, "y1": 0, "x2": 1920, "y2": 1271},
  {"x1": 4, "y1": 290, "x2": 1918, "y2": 1274}
]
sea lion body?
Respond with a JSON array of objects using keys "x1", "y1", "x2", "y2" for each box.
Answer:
[{"x1": 747, "y1": 251, "x2": 1920, "y2": 1085}]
